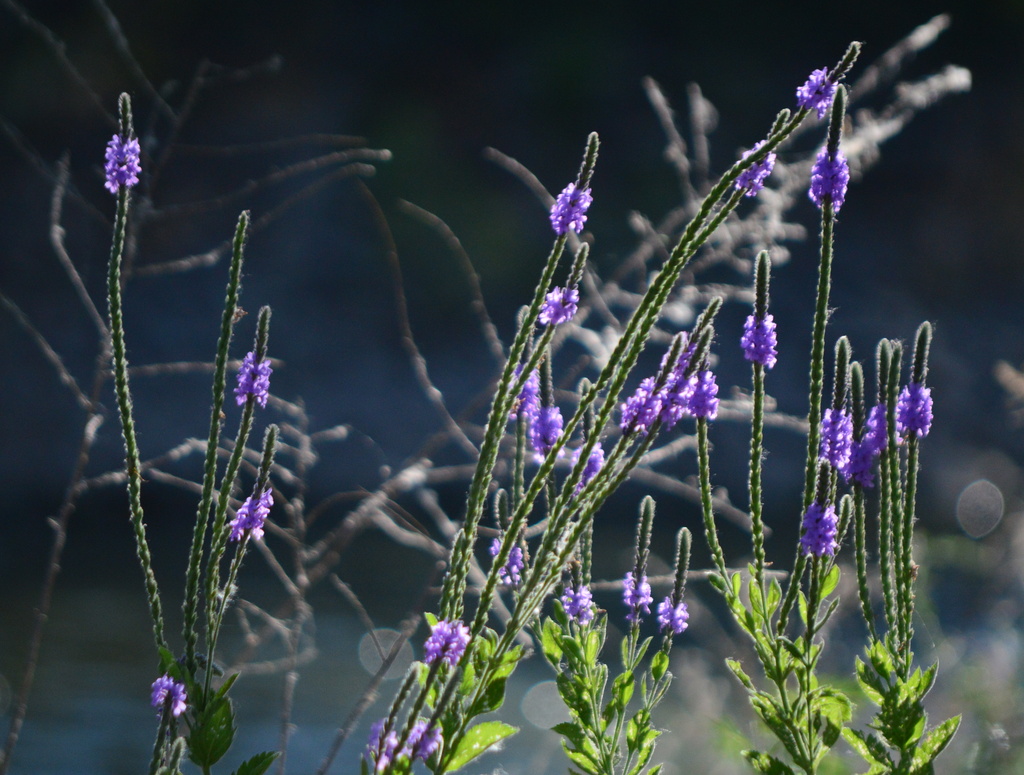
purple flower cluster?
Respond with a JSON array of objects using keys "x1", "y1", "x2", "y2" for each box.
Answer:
[
  {"x1": 528, "y1": 405, "x2": 564, "y2": 459},
  {"x1": 229, "y1": 486, "x2": 273, "y2": 542},
  {"x1": 510, "y1": 367, "x2": 540, "y2": 420},
  {"x1": 235, "y1": 351, "x2": 272, "y2": 408},
  {"x1": 104, "y1": 134, "x2": 141, "y2": 194},
  {"x1": 741, "y1": 313, "x2": 778, "y2": 369},
  {"x1": 623, "y1": 571, "x2": 653, "y2": 624},
  {"x1": 150, "y1": 674, "x2": 187, "y2": 718},
  {"x1": 809, "y1": 147, "x2": 850, "y2": 213},
  {"x1": 800, "y1": 501, "x2": 839, "y2": 557},
  {"x1": 819, "y1": 408, "x2": 854, "y2": 470},
  {"x1": 365, "y1": 718, "x2": 441, "y2": 772},
  {"x1": 735, "y1": 141, "x2": 777, "y2": 196},
  {"x1": 423, "y1": 619, "x2": 470, "y2": 667},
  {"x1": 657, "y1": 597, "x2": 689, "y2": 635},
  {"x1": 843, "y1": 404, "x2": 888, "y2": 488},
  {"x1": 489, "y1": 537, "x2": 525, "y2": 587},
  {"x1": 549, "y1": 182, "x2": 593, "y2": 235},
  {"x1": 896, "y1": 383, "x2": 933, "y2": 439},
  {"x1": 796, "y1": 67, "x2": 837, "y2": 119},
  {"x1": 571, "y1": 443, "x2": 605, "y2": 495},
  {"x1": 539, "y1": 286, "x2": 580, "y2": 326},
  {"x1": 620, "y1": 342, "x2": 718, "y2": 435},
  {"x1": 561, "y1": 584, "x2": 594, "y2": 625}
]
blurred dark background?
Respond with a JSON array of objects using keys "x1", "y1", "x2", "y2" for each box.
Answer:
[{"x1": 1, "y1": 1, "x2": 1023, "y2": 772}]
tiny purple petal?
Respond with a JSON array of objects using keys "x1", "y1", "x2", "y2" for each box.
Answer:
[
  {"x1": 809, "y1": 147, "x2": 850, "y2": 212},
  {"x1": 843, "y1": 439, "x2": 877, "y2": 488},
  {"x1": 562, "y1": 585, "x2": 594, "y2": 625},
  {"x1": 735, "y1": 141, "x2": 777, "y2": 196},
  {"x1": 864, "y1": 404, "x2": 889, "y2": 454},
  {"x1": 896, "y1": 383, "x2": 933, "y2": 439},
  {"x1": 510, "y1": 367, "x2": 541, "y2": 420},
  {"x1": 741, "y1": 313, "x2": 778, "y2": 369},
  {"x1": 150, "y1": 674, "x2": 187, "y2": 718},
  {"x1": 403, "y1": 720, "x2": 442, "y2": 761},
  {"x1": 800, "y1": 502, "x2": 839, "y2": 557},
  {"x1": 423, "y1": 619, "x2": 470, "y2": 667},
  {"x1": 234, "y1": 351, "x2": 272, "y2": 408},
  {"x1": 796, "y1": 67, "x2": 837, "y2": 119},
  {"x1": 656, "y1": 596, "x2": 689, "y2": 635},
  {"x1": 104, "y1": 134, "x2": 141, "y2": 194},
  {"x1": 549, "y1": 182, "x2": 593, "y2": 235},
  {"x1": 539, "y1": 286, "x2": 580, "y2": 326}
]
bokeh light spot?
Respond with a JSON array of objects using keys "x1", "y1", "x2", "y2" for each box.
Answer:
[
  {"x1": 521, "y1": 680, "x2": 570, "y2": 729},
  {"x1": 956, "y1": 479, "x2": 1004, "y2": 538}
]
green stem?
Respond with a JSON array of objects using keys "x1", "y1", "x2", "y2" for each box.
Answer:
[
  {"x1": 107, "y1": 182, "x2": 167, "y2": 653},
  {"x1": 182, "y1": 211, "x2": 249, "y2": 676}
]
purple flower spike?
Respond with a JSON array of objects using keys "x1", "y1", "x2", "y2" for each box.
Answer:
[
  {"x1": 657, "y1": 596, "x2": 689, "y2": 635},
  {"x1": 686, "y1": 371, "x2": 720, "y2": 420},
  {"x1": 150, "y1": 674, "x2": 187, "y2": 718},
  {"x1": 843, "y1": 440, "x2": 878, "y2": 488},
  {"x1": 796, "y1": 68, "x2": 837, "y2": 119},
  {"x1": 489, "y1": 537, "x2": 525, "y2": 587},
  {"x1": 539, "y1": 286, "x2": 580, "y2": 326},
  {"x1": 562, "y1": 585, "x2": 594, "y2": 625},
  {"x1": 800, "y1": 501, "x2": 839, "y2": 557},
  {"x1": 104, "y1": 134, "x2": 141, "y2": 194},
  {"x1": 572, "y1": 443, "x2": 605, "y2": 495},
  {"x1": 896, "y1": 383, "x2": 933, "y2": 439},
  {"x1": 511, "y1": 367, "x2": 541, "y2": 420},
  {"x1": 809, "y1": 147, "x2": 850, "y2": 213},
  {"x1": 366, "y1": 719, "x2": 399, "y2": 773},
  {"x1": 741, "y1": 313, "x2": 778, "y2": 369},
  {"x1": 819, "y1": 408, "x2": 854, "y2": 470},
  {"x1": 550, "y1": 182, "x2": 593, "y2": 235},
  {"x1": 235, "y1": 351, "x2": 273, "y2": 408},
  {"x1": 529, "y1": 405, "x2": 564, "y2": 459},
  {"x1": 735, "y1": 141, "x2": 777, "y2": 196},
  {"x1": 423, "y1": 619, "x2": 470, "y2": 667},
  {"x1": 229, "y1": 486, "x2": 273, "y2": 542},
  {"x1": 623, "y1": 571, "x2": 653, "y2": 624},
  {"x1": 403, "y1": 720, "x2": 443, "y2": 761},
  {"x1": 620, "y1": 377, "x2": 663, "y2": 436},
  {"x1": 864, "y1": 404, "x2": 889, "y2": 453}
]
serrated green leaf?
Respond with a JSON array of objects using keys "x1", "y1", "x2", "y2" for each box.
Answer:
[
  {"x1": 841, "y1": 728, "x2": 892, "y2": 768},
  {"x1": 188, "y1": 696, "x2": 236, "y2": 768},
  {"x1": 854, "y1": 657, "x2": 886, "y2": 705},
  {"x1": 708, "y1": 573, "x2": 726, "y2": 593},
  {"x1": 231, "y1": 751, "x2": 280, "y2": 775},
  {"x1": 561, "y1": 740, "x2": 602, "y2": 774},
  {"x1": 563, "y1": 637, "x2": 586, "y2": 667},
  {"x1": 551, "y1": 722, "x2": 588, "y2": 751},
  {"x1": 911, "y1": 715, "x2": 961, "y2": 769},
  {"x1": 651, "y1": 651, "x2": 669, "y2": 682},
  {"x1": 442, "y1": 721, "x2": 517, "y2": 772},
  {"x1": 749, "y1": 577, "x2": 765, "y2": 619},
  {"x1": 741, "y1": 750, "x2": 796, "y2": 774},
  {"x1": 584, "y1": 630, "x2": 602, "y2": 664},
  {"x1": 214, "y1": 672, "x2": 239, "y2": 701}
]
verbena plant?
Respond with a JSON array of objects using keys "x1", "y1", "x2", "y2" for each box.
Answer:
[{"x1": 0, "y1": 8, "x2": 973, "y2": 775}]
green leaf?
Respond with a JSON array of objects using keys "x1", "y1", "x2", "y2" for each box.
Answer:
[
  {"x1": 214, "y1": 672, "x2": 240, "y2": 701},
  {"x1": 841, "y1": 728, "x2": 892, "y2": 768},
  {"x1": 541, "y1": 619, "x2": 563, "y2": 666},
  {"x1": 584, "y1": 630, "x2": 603, "y2": 664},
  {"x1": 188, "y1": 696, "x2": 236, "y2": 768},
  {"x1": 854, "y1": 657, "x2": 886, "y2": 705},
  {"x1": 749, "y1": 577, "x2": 765, "y2": 620},
  {"x1": 442, "y1": 721, "x2": 518, "y2": 772},
  {"x1": 766, "y1": 578, "x2": 782, "y2": 615},
  {"x1": 821, "y1": 564, "x2": 841, "y2": 598},
  {"x1": 911, "y1": 715, "x2": 961, "y2": 769},
  {"x1": 231, "y1": 751, "x2": 280, "y2": 775},
  {"x1": 651, "y1": 651, "x2": 669, "y2": 683},
  {"x1": 742, "y1": 750, "x2": 796, "y2": 774},
  {"x1": 725, "y1": 658, "x2": 754, "y2": 691},
  {"x1": 424, "y1": 611, "x2": 438, "y2": 628},
  {"x1": 562, "y1": 637, "x2": 586, "y2": 668},
  {"x1": 608, "y1": 672, "x2": 635, "y2": 714},
  {"x1": 561, "y1": 742, "x2": 602, "y2": 775},
  {"x1": 707, "y1": 573, "x2": 726, "y2": 593},
  {"x1": 815, "y1": 688, "x2": 852, "y2": 748}
]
